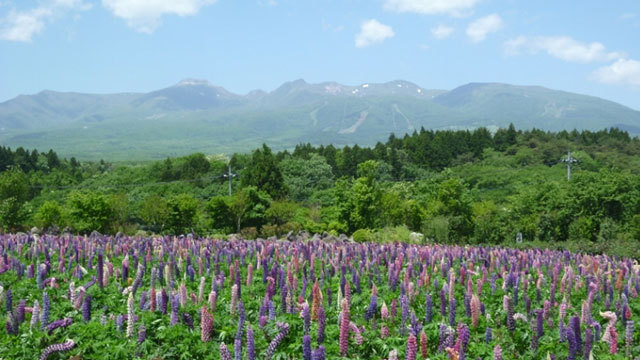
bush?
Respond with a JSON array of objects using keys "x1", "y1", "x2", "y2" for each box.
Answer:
[
  {"x1": 422, "y1": 216, "x2": 450, "y2": 243},
  {"x1": 34, "y1": 201, "x2": 64, "y2": 229},
  {"x1": 352, "y1": 228, "x2": 372, "y2": 243},
  {"x1": 240, "y1": 227, "x2": 258, "y2": 239}
]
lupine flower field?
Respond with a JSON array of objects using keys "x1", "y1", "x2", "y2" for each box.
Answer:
[{"x1": 1, "y1": 233, "x2": 639, "y2": 359}]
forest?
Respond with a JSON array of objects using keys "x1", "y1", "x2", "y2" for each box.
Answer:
[{"x1": 0, "y1": 125, "x2": 639, "y2": 256}]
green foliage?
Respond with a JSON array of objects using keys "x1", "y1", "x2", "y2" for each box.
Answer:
[
  {"x1": 166, "y1": 194, "x2": 198, "y2": 234},
  {"x1": 281, "y1": 153, "x2": 334, "y2": 202},
  {"x1": 206, "y1": 196, "x2": 234, "y2": 233},
  {"x1": 66, "y1": 191, "x2": 115, "y2": 234},
  {"x1": 138, "y1": 194, "x2": 170, "y2": 232},
  {"x1": 0, "y1": 167, "x2": 29, "y2": 230},
  {"x1": 351, "y1": 228, "x2": 372, "y2": 243},
  {"x1": 242, "y1": 144, "x2": 287, "y2": 199},
  {"x1": 34, "y1": 200, "x2": 64, "y2": 230},
  {"x1": 229, "y1": 186, "x2": 272, "y2": 232}
]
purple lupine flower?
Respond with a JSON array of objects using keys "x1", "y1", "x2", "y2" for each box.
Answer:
[
  {"x1": 82, "y1": 295, "x2": 91, "y2": 322},
  {"x1": 46, "y1": 318, "x2": 73, "y2": 334},
  {"x1": 116, "y1": 314, "x2": 124, "y2": 332},
  {"x1": 449, "y1": 298, "x2": 456, "y2": 327},
  {"x1": 247, "y1": 325, "x2": 255, "y2": 360},
  {"x1": 236, "y1": 301, "x2": 246, "y2": 341},
  {"x1": 464, "y1": 293, "x2": 471, "y2": 317},
  {"x1": 303, "y1": 334, "x2": 312, "y2": 360},
  {"x1": 584, "y1": 326, "x2": 593, "y2": 360},
  {"x1": 504, "y1": 296, "x2": 514, "y2": 332},
  {"x1": 425, "y1": 293, "x2": 433, "y2": 324},
  {"x1": 440, "y1": 286, "x2": 447, "y2": 317},
  {"x1": 458, "y1": 323, "x2": 470, "y2": 354},
  {"x1": 567, "y1": 325, "x2": 577, "y2": 360},
  {"x1": 160, "y1": 289, "x2": 168, "y2": 314},
  {"x1": 139, "y1": 291, "x2": 147, "y2": 311},
  {"x1": 97, "y1": 251, "x2": 104, "y2": 289},
  {"x1": 41, "y1": 291, "x2": 50, "y2": 329},
  {"x1": 626, "y1": 320, "x2": 634, "y2": 358},
  {"x1": 303, "y1": 302, "x2": 311, "y2": 335},
  {"x1": 16, "y1": 300, "x2": 25, "y2": 324},
  {"x1": 182, "y1": 312, "x2": 194, "y2": 330},
  {"x1": 265, "y1": 322, "x2": 290, "y2": 360},
  {"x1": 365, "y1": 293, "x2": 377, "y2": 322},
  {"x1": 138, "y1": 323, "x2": 146, "y2": 345},
  {"x1": 401, "y1": 294, "x2": 409, "y2": 335},
  {"x1": 570, "y1": 316, "x2": 582, "y2": 353},
  {"x1": 170, "y1": 294, "x2": 179, "y2": 326},
  {"x1": 219, "y1": 343, "x2": 232, "y2": 360},
  {"x1": 536, "y1": 309, "x2": 543, "y2": 338},
  {"x1": 39, "y1": 339, "x2": 75, "y2": 360},
  {"x1": 312, "y1": 346, "x2": 325, "y2": 360},
  {"x1": 234, "y1": 338, "x2": 242, "y2": 360},
  {"x1": 317, "y1": 305, "x2": 326, "y2": 344},
  {"x1": 30, "y1": 300, "x2": 40, "y2": 328},
  {"x1": 485, "y1": 327, "x2": 492, "y2": 343},
  {"x1": 438, "y1": 324, "x2": 448, "y2": 352},
  {"x1": 5, "y1": 311, "x2": 17, "y2": 335}
]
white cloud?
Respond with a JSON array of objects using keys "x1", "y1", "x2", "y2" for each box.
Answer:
[
  {"x1": 466, "y1": 14, "x2": 503, "y2": 42},
  {"x1": 593, "y1": 58, "x2": 640, "y2": 86},
  {"x1": 431, "y1": 24, "x2": 453, "y2": 39},
  {"x1": 384, "y1": 0, "x2": 479, "y2": 16},
  {"x1": 102, "y1": 0, "x2": 217, "y2": 33},
  {"x1": 620, "y1": 13, "x2": 636, "y2": 20},
  {"x1": 504, "y1": 35, "x2": 622, "y2": 63},
  {"x1": 0, "y1": 0, "x2": 89, "y2": 42},
  {"x1": 355, "y1": 19, "x2": 394, "y2": 48}
]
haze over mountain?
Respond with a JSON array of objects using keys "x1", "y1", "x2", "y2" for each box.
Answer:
[{"x1": 1, "y1": 79, "x2": 639, "y2": 160}]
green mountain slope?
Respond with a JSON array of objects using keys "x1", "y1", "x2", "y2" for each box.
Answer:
[{"x1": 1, "y1": 80, "x2": 639, "y2": 160}]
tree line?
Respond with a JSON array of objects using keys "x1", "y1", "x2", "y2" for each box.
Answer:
[{"x1": 0, "y1": 126, "x2": 639, "y2": 255}]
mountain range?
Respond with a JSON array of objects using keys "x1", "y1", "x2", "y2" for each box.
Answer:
[{"x1": 1, "y1": 79, "x2": 639, "y2": 160}]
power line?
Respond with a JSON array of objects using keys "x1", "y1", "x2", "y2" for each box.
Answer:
[{"x1": 28, "y1": 174, "x2": 229, "y2": 190}]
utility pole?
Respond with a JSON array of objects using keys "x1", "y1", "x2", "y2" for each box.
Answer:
[
  {"x1": 222, "y1": 165, "x2": 237, "y2": 196},
  {"x1": 561, "y1": 150, "x2": 578, "y2": 181}
]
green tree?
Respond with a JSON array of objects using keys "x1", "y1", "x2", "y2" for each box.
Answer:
[
  {"x1": 66, "y1": 191, "x2": 115, "y2": 234},
  {"x1": 206, "y1": 196, "x2": 234, "y2": 233},
  {"x1": 109, "y1": 193, "x2": 130, "y2": 232},
  {"x1": 281, "y1": 154, "x2": 334, "y2": 202},
  {"x1": 242, "y1": 144, "x2": 287, "y2": 199},
  {"x1": 34, "y1": 200, "x2": 64, "y2": 230},
  {"x1": 166, "y1": 194, "x2": 199, "y2": 235},
  {"x1": 229, "y1": 186, "x2": 272, "y2": 232},
  {"x1": 0, "y1": 168, "x2": 29, "y2": 230},
  {"x1": 336, "y1": 160, "x2": 382, "y2": 232},
  {"x1": 139, "y1": 195, "x2": 170, "y2": 232}
]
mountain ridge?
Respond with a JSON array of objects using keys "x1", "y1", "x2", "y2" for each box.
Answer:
[{"x1": 1, "y1": 79, "x2": 639, "y2": 160}]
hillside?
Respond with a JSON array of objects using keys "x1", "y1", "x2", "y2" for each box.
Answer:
[{"x1": 1, "y1": 79, "x2": 639, "y2": 160}]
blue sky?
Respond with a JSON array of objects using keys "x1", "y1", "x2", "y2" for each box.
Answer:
[{"x1": 1, "y1": 0, "x2": 639, "y2": 109}]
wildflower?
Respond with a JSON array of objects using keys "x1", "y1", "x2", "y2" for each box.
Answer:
[
  {"x1": 201, "y1": 306, "x2": 213, "y2": 342},
  {"x1": 493, "y1": 345, "x2": 502, "y2": 360},
  {"x1": 406, "y1": 333, "x2": 417, "y2": 360},
  {"x1": 127, "y1": 292, "x2": 135, "y2": 337},
  {"x1": 340, "y1": 299, "x2": 350, "y2": 356},
  {"x1": 39, "y1": 340, "x2": 75, "y2": 360},
  {"x1": 265, "y1": 322, "x2": 290, "y2": 360}
]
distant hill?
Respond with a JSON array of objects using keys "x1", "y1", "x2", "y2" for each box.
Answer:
[{"x1": 1, "y1": 79, "x2": 639, "y2": 160}]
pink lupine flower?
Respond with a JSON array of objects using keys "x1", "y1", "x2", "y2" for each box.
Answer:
[
  {"x1": 339, "y1": 299, "x2": 350, "y2": 356},
  {"x1": 406, "y1": 333, "x2": 418, "y2": 360},
  {"x1": 381, "y1": 302, "x2": 389, "y2": 320}
]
